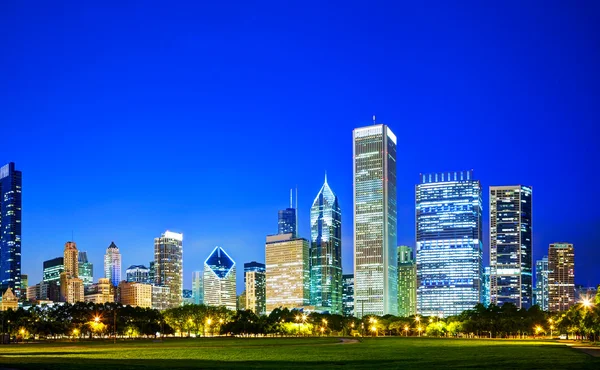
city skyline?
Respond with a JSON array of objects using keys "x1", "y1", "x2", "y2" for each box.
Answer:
[{"x1": 1, "y1": 2, "x2": 599, "y2": 294}]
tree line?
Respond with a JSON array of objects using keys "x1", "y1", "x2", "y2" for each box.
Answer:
[{"x1": 1, "y1": 293, "x2": 598, "y2": 341}]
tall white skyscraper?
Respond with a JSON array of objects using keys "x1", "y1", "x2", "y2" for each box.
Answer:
[
  {"x1": 104, "y1": 242, "x2": 122, "y2": 287},
  {"x1": 352, "y1": 123, "x2": 398, "y2": 317},
  {"x1": 154, "y1": 231, "x2": 183, "y2": 308}
]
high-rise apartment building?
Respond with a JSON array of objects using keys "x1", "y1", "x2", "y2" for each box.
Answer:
[
  {"x1": 244, "y1": 261, "x2": 266, "y2": 315},
  {"x1": 43, "y1": 257, "x2": 64, "y2": 284},
  {"x1": 353, "y1": 123, "x2": 398, "y2": 317},
  {"x1": 104, "y1": 242, "x2": 122, "y2": 287},
  {"x1": 203, "y1": 246, "x2": 236, "y2": 310},
  {"x1": 0, "y1": 163, "x2": 22, "y2": 297},
  {"x1": 78, "y1": 251, "x2": 93, "y2": 287},
  {"x1": 535, "y1": 256, "x2": 549, "y2": 311},
  {"x1": 192, "y1": 271, "x2": 203, "y2": 305},
  {"x1": 416, "y1": 171, "x2": 482, "y2": 317},
  {"x1": 490, "y1": 185, "x2": 533, "y2": 309},
  {"x1": 60, "y1": 242, "x2": 84, "y2": 303},
  {"x1": 342, "y1": 274, "x2": 354, "y2": 317},
  {"x1": 154, "y1": 231, "x2": 183, "y2": 308},
  {"x1": 265, "y1": 233, "x2": 310, "y2": 313},
  {"x1": 397, "y1": 246, "x2": 417, "y2": 317},
  {"x1": 310, "y1": 175, "x2": 342, "y2": 314},
  {"x1": 548, "y1": 243, "x2": 575, "y2": 312},
  {"x1": 126, "y1": 265, "x2": 150, "y2": 283},
  {"x1": 119, "y1": 281, "x2": 152, "y2": 308}
]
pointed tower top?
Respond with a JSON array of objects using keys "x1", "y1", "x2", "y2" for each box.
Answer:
[{"x1": 324, "y1": 170, "x2": 328, "y2": 184}]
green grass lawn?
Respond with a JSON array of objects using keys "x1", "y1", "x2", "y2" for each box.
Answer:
[{"x1": 0, "y1": 337, "x2": 598, "y2": 369}]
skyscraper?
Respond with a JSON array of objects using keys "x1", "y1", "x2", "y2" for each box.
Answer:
[
  {"x1": 78, "y1": 251, "x2": 93, "y2": 287},
  {"x1": 482, "y1": 267, "x2": 491, "y2": 307},
  {"x1": 490, "y1": 185, "x2": 533, "y2": 309},
  {"x1": 60, "y1": 241, "x2": 84, "y2": 303},
  {"x1": 0, "y1": 162, "x2": 22, "y2": 297},
  {"x1": 342, "y1": 274, "x2": 354, "y2": 317},
  {"x1": 397, "y1": 246, "x2": 417, "y2": 317},
  {"x1": 265, "y1": 233, "x2": 310, "y2": 313},
  {"x1": 310, "y1": 175, "x2": 342, "y2": 314},
  {"x1": 416, "y1": 171, "x2": 482, "y2": 317},
  {"x1": 119, "y1": 281, "x2": 152, "y2": 308},
  {"x1": 535, "y1": 256, "x2": 549, "y2": 311},
  {"x1": 43, "y1": 257, "x2": 64, "y2": 285},
  {"x1": 278, "y1": 190, "x2": 297, "y2": 237},
  {"x1": 154, "y1": 231, "x2": 183, "y2": 308},
  {"x1": 548, "y1": 243, "x2": 575, "y2": 312},
  {"x1": 353, "y1": 123, "x2": 398, "y2": 317},
  {"x1": 244, "y1": 261, "x2": 266, "y2": 315},
  {"x1": 203, "y1": 246, "x2": 236, "y2": 311},
  {"x1": 104, "y1": 242, "x2": 122, "y2": 287},
  {"x1": 192, "y1": 271, "x2": 203, "y2": 305}
]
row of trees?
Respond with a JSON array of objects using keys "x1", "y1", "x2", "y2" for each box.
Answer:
[{"x1": 1, "y1": 293, "x2": 598, "y2": 341}]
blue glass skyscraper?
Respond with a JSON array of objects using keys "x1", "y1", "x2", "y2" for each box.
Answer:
[
  {"x1": 0, "y1": 162, "x2": 22, "y2": 297},
  {"x1": 278, "y1": 189, "x2": 297, "y2": 237},
  {"x1": 309, "y1": 175, "x2": 342, "y2": 314},
  {"x1": 490, "y1": 185, "x2": 533, "y2": 309},
  {"x1": 416, "y1": 170, "x2": 482, "y2": 317}
]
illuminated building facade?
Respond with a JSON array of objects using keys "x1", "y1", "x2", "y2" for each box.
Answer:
[
  {"x1": 535, "y1": 256, "x2": 549, "y2": 311},
  {"x1": 342, "y1": 274, "x2": 354, "y2": 317},
  {"x1": 119, "y1": 281, "x2": 152, "y2": 308},
  {"x1": 265, "y1": 233, "x2": 310, "y2": 313},
  {"x1": 104, "y1": 242, "x2": 122, "y2": 287},
  {"x1": 416, "y1": 171, "x2": 482, "y2": 317},
  {"x1": 126, "y1": 265, "x2": 150, "y2": 283},
  {"x1": 154, "y1": 231, "x2": 183, "y2": 308},
  {"x1": 203, "y1": 246, "x2": 236, "y2": 310},
  {"x1": 78, "y1": 251, "x2": 93, "y2": 287},
  {"x1": 192, "y1": 271, "x2": 203, "y2": 304},
  {"x1": 43, "y1": 257, "x2": 64, "y2": 285},
  {"x1": 397, "y1": 246, "x2": 417, "y2": 317},
  {"x1": 548, "y1": 243, "x2": 575, "y2": 312},
  {"x1": 353, "y1": 123, "x2": 398, "y2": 317},
  {"x1": 60, "y1": 241, "x2": 84, "y2": 303},
  {"x1": 244, "y1": 262, "x2": 266, "y2": 315},
  {"x1": 482, "y1": 267, "x2": 491, "y2": 307},
  {"x1": 0, "y1": 162, "x2": 22, "y2": 297},
  {"x1": 310, "y1": 175, "x2": 342, "y2": 314},
  {"x1": 490, "y1": 185, "x2": 533, "y2": 309},
  {"x1": 84, "y1": 278, "x2": 114, "y2": 304}
]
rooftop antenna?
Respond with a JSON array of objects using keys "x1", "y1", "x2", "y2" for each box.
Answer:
[
  {"x1": 324, "y1": 170, "x2": 328, "y2": 184},
  {"x1": 289, "y1": 188, "x2": 293, "y2": 209},
  {"x1": 295, "y1": 186, "x2": 298, "y2": 236},
  {"x1": 373, "y1": 115, "x2": 376, "y2": 125}
]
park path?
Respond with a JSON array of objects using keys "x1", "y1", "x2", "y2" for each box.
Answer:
[
  {"x1": 572, "y1": 346, "x2": 600, "y2": 357},
  {"x1": 338, "y1": 338, "x2": 360, "y2": 344}
]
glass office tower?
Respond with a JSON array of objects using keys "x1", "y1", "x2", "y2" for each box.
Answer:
[
  {"x1": 104, "y1": 242, "x2": 122, "y2": 287},
  {"x1": 535, "y1": 256, "x2": 549, "y2": 311},
  {"x1": 244, "y1": 261, "x2": 266, "y2": 315},
  {"x1": 78, "y1": 251, "x2": 94, "y2": 287},
  {"x1": 342, "y1": 274, "x2": 354, "y2": 317},
  {"x1": 397, "y1": 246, "x2": 417, "y2": 317},
  {"x1": 310, "y1": 175, "x2": 342, "y2": 314},
  {"x1": 353, "y1": 123, "x2": 398, "y2": 317},
  {"x1": 490, "y1": 185, "x2": 533, "y2": 309},
  {"x1": 0, "y1": 163, "x2": 22, "y2": 297},
  {"x1": 192, "y1": 271, "x2": 203, "y2": 305},
  {"x1": 416, "y1": 171, "x2": 482, "y2": 317},
  {"x1": 278, "y1": 209, "x2": 297, "y2": 237}
]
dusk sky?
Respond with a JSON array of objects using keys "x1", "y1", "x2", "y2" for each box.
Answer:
[{"x1": 1, "y1": 1, "x2": 598, "y2": 292}]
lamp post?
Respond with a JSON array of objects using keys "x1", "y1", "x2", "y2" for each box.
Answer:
[
  {"x1": 404, "y1": 325, "x2": 409, "y2": 337},
  {"x1": 415, "y1": 316, "x2": 421, "y2": 337},
  {"x1": 548, "y1": 318, "x2": 554, "y2": 339}
]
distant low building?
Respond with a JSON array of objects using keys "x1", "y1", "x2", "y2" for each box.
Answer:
[
  {"x1": 126, "y1": 265, "x2": 150, "y2": 283},
  {"x1": 183, "y1": 289, "x2": 194, "y2": 305},
  {"x1": 85, "y1": 278, "x2": 115, "y2": 304},
  {"x1": 0, "y1": 287, "x2": 18, "y2": 311},
  {"x1": 27, "y1": 281, "x2": 60, "y2": 302}
]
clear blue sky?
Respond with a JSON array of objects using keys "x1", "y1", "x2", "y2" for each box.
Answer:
[{"x1": 1, "y1": 1, "x2": 598, "y2": 292}]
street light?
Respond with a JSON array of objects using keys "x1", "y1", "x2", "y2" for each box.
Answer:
[
  {"x1": 535, "y1": 326, "x2": 542, "y2": 338},
  {"x1": 417, "y1": 326, "x2": 422, "y2": 337},
  {"x1": 582, "y1": 298, "x2": 593, "y2": 309},
  {"x1": 404, "y1": 325, "x2": 409, "y2": 337}
]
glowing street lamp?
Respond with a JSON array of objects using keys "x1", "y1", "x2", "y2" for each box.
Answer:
[
  {"x1": 320, "y1": 327, "x2": 325, "y2": 335},
  {"x1": 219, "y1": 318, "x2": 224, "y2": 325},
  {"x1": 417, "y1": 326, "x2": 422, "y2": 337},
  {"x1": 94, "y1": 316, "x2": 101, "y2": 323},
  {"x1": 535, "y1": 326, "x2": 542, "y2": 337},
  {"x1": 404, "y1": 325, "x2": 409, "y2": 336},
  {"x1": 582, "y1": 298, "x2": 593, "y2": 309}
]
